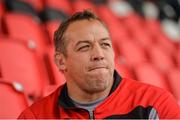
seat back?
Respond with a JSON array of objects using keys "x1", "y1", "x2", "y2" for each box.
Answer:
[
  {"x1": 0, "y1": 38, "x2": 45, "y2": 99},
  {"x1": 135, "y1": 63, "x2": 170, "y2": 91},
  {"x1": 0, "y1": 81, "x2": 28, "y2": 118},
  {"x1": 4, "y1": 13, "x2": 48, "y2": 55}
]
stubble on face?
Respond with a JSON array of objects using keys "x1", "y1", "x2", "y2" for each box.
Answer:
[
  {"x1": 63, "y1": 19, "x2": 115, "y2": 98},
  {"x1": 83, "y1": 68, "x2": 114, "y2": 94}
]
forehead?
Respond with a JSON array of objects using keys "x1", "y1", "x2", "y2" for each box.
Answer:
[{"x1": 64, "y1": 20, "x2": 109, "y2": 42}]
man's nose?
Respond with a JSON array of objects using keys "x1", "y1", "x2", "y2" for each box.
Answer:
[{"x1": 90, "y1": 44, "x2": 104, "y2": 61}]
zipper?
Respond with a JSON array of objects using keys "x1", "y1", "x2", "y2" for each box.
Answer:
[{"x1": 88, "y1": 110, "x2": 95, "y2": 120}]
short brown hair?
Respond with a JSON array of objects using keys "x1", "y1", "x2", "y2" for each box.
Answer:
[{"x1": 54, "y1": 10, "x2": 106, "y2": 56}]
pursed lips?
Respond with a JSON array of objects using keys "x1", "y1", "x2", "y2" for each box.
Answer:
[{"x1": 88, "y1": 66, "x2": 108, "y2": 71}]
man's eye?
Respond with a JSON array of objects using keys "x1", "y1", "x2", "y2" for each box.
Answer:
[
  {"x1": 78, "y1": 45, "x2": 90, "y2": 51},
  {"x1": 101, "y1": 43, "x2": 111, "y2": 48}
]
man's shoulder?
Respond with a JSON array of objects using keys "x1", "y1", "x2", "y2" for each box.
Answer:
[
  {"x1": 115, "y1": 78, "x2": 177, "y2": 110},
  {"x1": 31, "y1": 86, "x2": 63, "y2": 108},
  {"x1": 120, "y1": 78, "x2": 169, "y2": 97},
  {"x1": 18, "y1": 85, "x2": 64, "y2": 119}
]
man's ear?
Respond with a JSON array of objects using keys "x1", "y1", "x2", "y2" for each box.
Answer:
[{"x1": 55, "y1": 52, "x2": 67, "y2": 71}]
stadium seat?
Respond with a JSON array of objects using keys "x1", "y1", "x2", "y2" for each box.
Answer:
[
  {"x1": 148, "y1": 44, "x2": 175, "y2": 72},
  {"x1": 134, "y1": 63, "x2": 170, "y2": 91},
  {"x1": 155, "y1": 33, "x2": 176, "y2": 56},
  {"x1": 4, "y1": 13, "x2": 49, "y2": 55},
  {"x1": 178, "y1": 47, "x2": 180, "y2": 68},
  {"x1": 97, "y1": 5, "x2": 129, "y2": 48},
  {"x1": 0, "y1": 1, "x2": 5, "y2": 17},
  {"x1": 45, "y1": 20, "x2": 60, "y2": 44},
  {"x1": 107, "y1": 25, "x2": 130, "y2": 58},
  {"x1": 97, "y1": 6, "x2": 120, "y2": 28},
  {"x1": 0, "y1": 1, "x2": 4, "y2": 35},
  {"x1": 118, "y1": 41, "x2": 148, "y2": 67},
  {"x1": 121, "y1": 13, "x2": 143, "y2": 32},
  {"x1": 44, "y1": 47, "x2": 66, "y2": 86},
  {"x1": 43, "y1": 84, "x2": 60, "y2": 97},
  {"x1": 0, "y1": 38, "x2": 49, "y2": 99},
  {"x1": 142, "y1": 19, "x2": 162, "y2": 37},
  {"x1": 72, "y1": 0, "x2": 97, "y2": 13},
  {"x1": 167, "y1": 68, "x2": 180, "y2": 102},
  {"x1": 40, "y1": 7, "x2": 68, "y2": 44},
  {"x1": 0, "y1": 80, "x2": 28, "y2": 118},
  {"x1": 115, "y1": 60, "x2": 135, "y2": 79},
  {"x1": 5, "y1": 0, "x2": 38, "y2": 17},
  {"x1": 45, "y1": 0, "x2": 72, "y2": 15},
  {"x1": 127, "y1": 18, "x2": 155, "y2": 48},
  {"x1": 0, "y1": 18, "x2": 2, "y2": 35},
  {"x1": 131, "y1": 31, "x2": 154, "y2": 49}
]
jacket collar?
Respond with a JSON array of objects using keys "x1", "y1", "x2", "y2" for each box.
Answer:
[{"x1": 58, "y1": 70, "x2": 122, "y2": 108}]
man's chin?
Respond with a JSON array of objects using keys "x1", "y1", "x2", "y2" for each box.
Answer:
[
  {"x1": 83, "y1": 85, "x2": 108, "y2": 94},
  {"x1": 86, "y1": 75, "x2": 113, "y2": 90}
]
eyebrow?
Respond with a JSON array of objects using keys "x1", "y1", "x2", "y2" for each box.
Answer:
[
  {"x1": 74, "y1": 37, "x2": 111, "y2": 48},
  {"x1": 101, "y1": 37, "x2": 111, "y2": 42},
  {"x1": 75, "y1": 40, "x2": 90, "y2": 47}
]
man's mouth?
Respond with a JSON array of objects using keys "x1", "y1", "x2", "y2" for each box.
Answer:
[{"x1": 88, "y1": 66, "x2": 107, "y2": 71}]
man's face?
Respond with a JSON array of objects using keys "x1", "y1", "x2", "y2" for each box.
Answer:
[{"x1": 59, "y1": 19, "x2": 115, "y2": 94}]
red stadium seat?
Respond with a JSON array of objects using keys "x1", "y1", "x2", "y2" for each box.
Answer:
[
  {"x1": 120, "y1": 14, "x2": 155, "y2": 49},
  {"x1": 115, "y1": 61, "x2": 135, "y2": 79},
  {"x1": 118, "y1": 41, "x2": 148, "y2": 67},
  {"x1": 0, "y1": 38, "x2": 49, "y2": 99},
  {"x1": 148, "y1": 44, "x2": 175, "y2": 73},
  {"x1": 167, "y1": 68, "x2": 180, "y2": 102},
  {"x1": 0, "y1": 1, "x2": 5, "y2": 17},
  {"x1": 0, "y1": 81, "x2": 28, "y2": 118},
  {"x1": 155, "y1": 33, "x2": 176, "y2": 56},
  {"x1": 143, "y1": 19, "x2": 162, "y2": 37},
  {"x1": 130, "y1": 28, "x2": 154, "y2": 48},
  {"x1": 72, "y1": 0, "x2": 97, "y2": 13},
  {"x1": 143, "y1": 20, "x2": 175, "y2": 56},
  {"x1": 97, "y1": 6, "x2": 130, "y2": 51},
  {"x1": 44, "y1": 47, "x2": 66, "y2": 86},
  {"x1": 121, "y1": 13, "x2": 144, "y2": 32},
  {"x1": 45, "y1": 20, "x2": 60, "y2": 44},
  {"x1": 45, "y1": 0, "x2": 72, "y2": 14},
  {"x1": 0, "y1": 2, "x2": 4, "y2": 35},
  {"x1": 0, "y1": 18, "x2": 2, "y2": 35},
  {"x1": 178, "y1": 47, "x2": 180, "y2": 68},
  {"x1": 134, "y1": 63, "x2": 170, "y2": 91},
  {"x1": 4, "y1": 13, "x2": 49, "y2": 55},
  {"x1": 97, "y1": 6, "x2": 121, "y2": 29},
  {"x1": 43, "y1": 84, "x2": 60, "y2": 97}
]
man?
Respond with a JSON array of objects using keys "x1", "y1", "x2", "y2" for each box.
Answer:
[{"x1": 18, "y1": 10, "x2": 180, "y2": 119}]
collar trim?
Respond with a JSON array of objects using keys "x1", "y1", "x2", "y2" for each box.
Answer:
[{"x1": 58, "y1": 70, "x2": 122, "y2": 108}]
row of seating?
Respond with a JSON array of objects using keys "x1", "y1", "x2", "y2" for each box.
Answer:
[{"x1": 0, "y1": 37, "x2": 66, "y2": 118}]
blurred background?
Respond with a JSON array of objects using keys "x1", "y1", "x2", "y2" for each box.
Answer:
[{"x1": 0, "y1": 0, "x2": 180, "y2": 118}]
